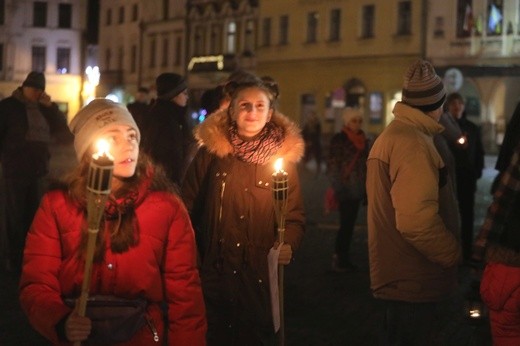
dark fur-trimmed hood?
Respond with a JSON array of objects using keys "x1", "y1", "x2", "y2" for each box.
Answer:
[{"x1": 194, "y1": 108, "x2": 305, "y2": 163}]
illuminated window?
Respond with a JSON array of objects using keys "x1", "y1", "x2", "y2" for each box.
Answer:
[
  {"x1": 32, "y1": 46, "x2": 46, "y2": 72},
  {"x1": 58, "y1": 3, "x2": 72, "y2": 28},
  {"x1": 397, "y1": 1, "x2": 412, "y2": 35},
  {"x1": 262, "y1": 17, "x2": 271, "y2": 46},
  {"x1": 307, "y1": 12, "x2": 319, "y2": 43},
  {"x1": 56, "y1": 47, "x2": 70, "y2": 74},
  {"x1": 361, "y1": 5, "x2": 375, "y2": 38},
  {"x1": 33, "y1": 2, "x2": 47, "y2": 27},
  {"x1": 279, "y1": 15, "x2": 289, "y2": 45},
  {"x1": 487, "y1": 0, "x2": 503, "y2": 36},
  {"x1": 330, "y1": 9, "x2": 341, "y2": 41},
  {"x1": 226, "y1": 21, "x2": 236, "y2": 54}
]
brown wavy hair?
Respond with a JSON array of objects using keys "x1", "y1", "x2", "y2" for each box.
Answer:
[{"x1": 61, "y1": 149, "x2": 178, "y2": 261}]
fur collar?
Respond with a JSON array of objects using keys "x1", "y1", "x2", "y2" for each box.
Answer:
[{"x1": 194, "y1": 108, "x2": 305, "y2": 163}]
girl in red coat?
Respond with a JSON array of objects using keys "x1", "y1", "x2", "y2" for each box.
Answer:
[{"x1": 19, "y1": 99, "x2": 207, "y2": 345}]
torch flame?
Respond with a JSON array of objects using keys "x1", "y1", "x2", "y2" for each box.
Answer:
[
  {"x1": 93, "y1": 139, "x2": 114, "y2": 160},
  {"x1": 95, "y1": 139, "x2": 109, "y2": 155},
  {"x1": 275, "y1": 158, "x2": 284, "y2": 172}
]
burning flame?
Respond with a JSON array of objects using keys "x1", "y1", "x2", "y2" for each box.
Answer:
[
  {"x1": 458, "y1": 136, "x2": 466, "y2": 145},
  {"x1": 93, "y1": 139, "x2": 114, "y2": 160},
  {"x1": 274, "y1": 158, "x2": 284, "y2": 172}
]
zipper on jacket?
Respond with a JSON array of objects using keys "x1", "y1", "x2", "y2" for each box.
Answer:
[
  {"x1": 218, "y1": 173, "x2": 227, "y2": 223},
  {"x1": 145, "y1": 315, "x2": 160, "y2": 343}
]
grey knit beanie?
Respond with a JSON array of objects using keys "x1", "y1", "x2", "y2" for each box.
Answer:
[
  {"x1": 402, "y1": 60, "x2": 446, "y2": 112},
  {"x1": 69, "y1": 98, "x2": 140, "y2": 160}
]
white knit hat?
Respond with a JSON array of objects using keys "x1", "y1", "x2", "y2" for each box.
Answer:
[
  {"x1": 342, "y1": 107, "x2": 362, "y2": 125},
  {"x1": 69, "y1": 98, "x2": 140, "y2": 160}
]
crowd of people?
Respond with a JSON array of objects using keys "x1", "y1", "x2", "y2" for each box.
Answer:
[{"x1": 0, "y1": 59, "x2": 518, "y2": 345}]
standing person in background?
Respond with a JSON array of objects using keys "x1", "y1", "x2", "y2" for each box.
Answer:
[
  {"x1": 0, "y1": 71, "x2": 73, "y2": 273},
  {"x1": 140, "y1": 73, "x2": 195, "y2": 186},
  {"x1": 473, "y1": 140, "x2": 520, "y2": 346},
  {"x1": 126, "y1": 86, "x2": 151, "y2": 130},
  {"x1": 326, "y1": 107, "x2": 369, "y2": 272},
  {"x1": 491, "y1": 101, "x2": 520, "y2": 194},
  {"x1": 182, "y1": 75, "x2": 305, "y2": 345},
  {"x1": 446, "y1": 92, "x2": 485, "y2": 262},
  {"x1": 302, "y1": 111, "x2": 323, "y2": 174},
  {"x1": 19, "y1": 99, "x2": 207, "y2": 345},
  {"x1": 366, "y1": 60, "x2": 461, "y2": 345}
]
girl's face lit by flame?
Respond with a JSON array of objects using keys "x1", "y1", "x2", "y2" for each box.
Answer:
[{"x1": 95, "y1": 125, "x2": 139, "y2": 187}]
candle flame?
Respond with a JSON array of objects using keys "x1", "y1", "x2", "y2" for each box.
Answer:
[
  {"x1": 469, "y1": 309, "x2": 481, "y2": 318},
  {"x1": 274, "y1": 158, "x2": 284, "y2": 172}
]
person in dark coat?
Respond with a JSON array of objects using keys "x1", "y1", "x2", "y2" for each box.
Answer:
[
  {"x1": 446, "y1": 92, "x2": 485, "y2": 261},
  {"x1": 182, "y1": 75, "x2": 305, "y2": 345},
  {"x1": 326, "y1": 107, "x2": 369, "y2": 272},
  {"x1": 302, "y1": 111, "x2": 323, "y2": 174},
  {"x1": 491, "y1": 102, "x2": 520, "y2": 194},
  {"x1": 140, "y1": 73, "x2": 194, "y2": 186},
  {"x1": 126, "y1": 86, "x2": 150, "y2": 130},
  {"x1": 0, "y1": 71, "x2": 73, "y2": 272},
  {"x1": 473, "y1": 140, "x2": 520, "y2": 345}
]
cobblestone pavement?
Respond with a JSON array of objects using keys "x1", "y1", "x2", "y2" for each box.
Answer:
[{"x1": 0, "y1": 147, "x2": 494, "y2": 345}]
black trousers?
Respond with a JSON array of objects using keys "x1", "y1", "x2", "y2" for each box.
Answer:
[
  {"x1": 3, "y1": 177, "x2": 44, "y2": 270},
  {"x1": 335, "y1": 198, "x2": 361, "y2": 267}
]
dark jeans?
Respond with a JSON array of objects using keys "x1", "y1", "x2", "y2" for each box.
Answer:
[
  {"x1": 335, "y1": 198, "x2": 361, "y2": 267},
  {"x1": 379, "y1": 300, "x2": 441, "y2": 346},
  {"x1": 3, "y1": 177, "x2": 44, "y2": 270}
]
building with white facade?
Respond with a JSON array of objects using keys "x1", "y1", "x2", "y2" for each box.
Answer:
[
  {"x1": 97, "y1": 0, "x2": 188, "y2": 103},
  {"x1": 0, "y1": 0, "x2": 87, "y2": 120}
]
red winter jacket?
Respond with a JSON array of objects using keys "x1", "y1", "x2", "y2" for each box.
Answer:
[
  {"x1": 481, "y1": 262, "x2": 520, "y2": 345},
  {"x1": 19, "y1": 179, "x2": 207, "y2": 345}
]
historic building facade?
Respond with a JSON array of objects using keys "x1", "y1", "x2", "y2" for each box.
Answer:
[
  {"x1": 0, "y1": 0, "x2": 87, "y2": 119},
  {"x1": 428, "y1": 0, "x2": 520, "y2": 152},
  {"x1": 256, "y1": 0, "x2": 425, "y2": 137}
]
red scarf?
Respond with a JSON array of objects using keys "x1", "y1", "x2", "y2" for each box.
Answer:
[{"x1": 342, "y1": 126, "x2": 366, "y2": 151}]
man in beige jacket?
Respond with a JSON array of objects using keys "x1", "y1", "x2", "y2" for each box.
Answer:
[{"x1": 366, "y1": 60, "x2": 461, "y2": 345}]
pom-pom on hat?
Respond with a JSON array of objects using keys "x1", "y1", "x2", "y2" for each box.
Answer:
[
  {"x1": 22, "y1": 71, "x2": 46, "y2": 91},
  {"x1": 69, "y1": 98, "x2": 140, "y2": 160},
  {"x1": 156, "y1": 73, "x2": 187, "y2": 100},
  {"x1": 402, "y1": 59, "x2": 446, "y2": 112}
]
